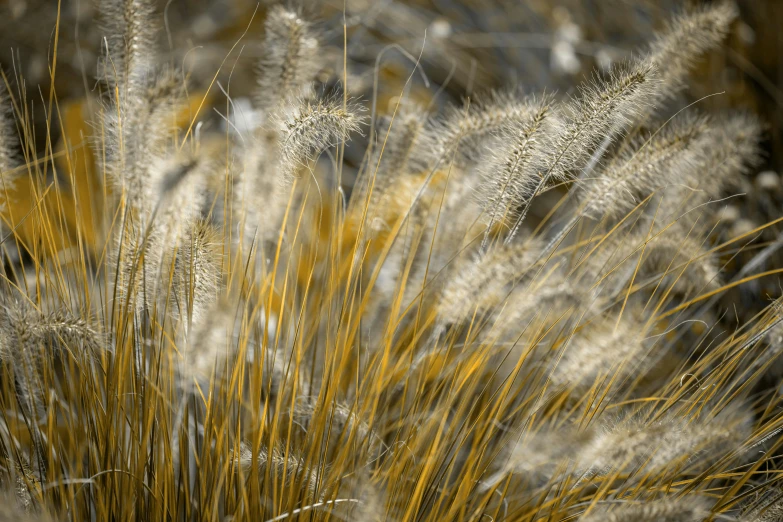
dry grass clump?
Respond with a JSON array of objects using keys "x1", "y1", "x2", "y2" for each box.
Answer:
[{"x1": 0, "y1": 1, "x2": 781, "y2": 520}]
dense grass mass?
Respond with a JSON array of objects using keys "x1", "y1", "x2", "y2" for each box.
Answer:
[{"x1": 1, "y1": 1, "x2": 783, "y2": 520}]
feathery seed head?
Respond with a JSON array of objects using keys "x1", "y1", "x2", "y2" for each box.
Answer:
[
  {"x1": 417, "y1": 90, "x2": 542, "y2": 169},
  {"x1": 347, "y1": 477, "x2": 386, "y2": 522},
  {"x1": 255, "y1": 6, "x2": 320, "y2": 117},
  {"x1": 475, "y1": 98, "x2": 551, "y2": 227},
  {"x1": 236, "y1": 441, "x2": 319, "y2": 499},
  {"x1": 150, "y1": 150, "x2": 212, "y2": 247},
  {"x1": 696, "y1": 112, "x2": 764, "y2": 201},
  {"x1": 292, "y1": 399, "x2": 382, "y2": 461},
  {"x1": 579, "y1": 497, "x2": 711, "y2": 522},
  {"x1": 0, "y1": 489, "x2": 56, "y2": 521},
  {"x1": 549, "y1": 317, "x2": 647, "y2": 395},
  {"x1": 233, "y1": 126, "x2": 291, "y2": 251},
  {"x1": 497, "y1": 274, "x2": 601, "y2": 333},
  {"x1": 580, "y1": 113, "x2": 712, "y2": 219},
  {"x1": 172, "y1": 221, "x2": 222, "y2": 326},
  {"x1": 504, "y1": 427, "x2": 590, "y2": 484},
  {"x1": 103, "y1": 69, "x2": 187, "y2": 218},
  {"x1": 580, "y1": 407, "x2": 751, "y2": 479},
  {"x1": 277, "y1": 95, "x2": 365, "y2": 181},
  {"x1": 180, "y1": 300, "x2": 232, "y2": 386},
  {"x1": 99, "y1": 0, "x2": 158, "y2": 94},
  {"x1": 356, "y1": 103, "x2": 428, "y2": 225},
  {"x1": 641, "y1": 235, "x2": 721, "y2": 294},
  {"x1": 438, "y1": 239, "x2": 543, "y2": 324},
  {"x1": 545, "y1": 60, "x2": 659, "y2": 183},
  {"x1": 741, "y1": 490, "x2": 783, "y2": 522},
  {"x1": 646, "y1": 1, "x2": 738, "y2": 101},
  {"x1": 0, "y1": 299, "x2": 103, "y2": 419},
  {"x1": 0, "y1": 83, "x2": 18, "y2": 188}
]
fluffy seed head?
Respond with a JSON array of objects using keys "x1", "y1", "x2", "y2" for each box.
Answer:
[
  {"x1": 416, "y1": 90, "x2": 542, "y2": 169},
  {"x1": 355, "y1": 103, "x2": 428, "y2": 222},
  {"x1": 255, "y1": 6, "x2": 320, "y2": 117},
  {"x1": 180, "y1": 300, "x2": 232, "y2": 386},
  {"x1": 234, "y1": 127, "x2": 291, "y2": 250},
  {"x1": 150, "y1": 147, "x2": 215, "y2": 250},
  {"x1": 578, "y1": 408, "x2": 751, "y2": 479},
  {"x1": 438, "y1": 239, "x2": 542, "y2": 324},
  {"x1": 236, "y1": 441, "x2": 319, "y2": 499},
  {"x1": 496, "y1": 274, "x2": 601, "y2": 334},
  {"x1": 549, "y1": 316, "x2": 647, "y2": 395},
  {"x1": 641, "y1": 234, "x2": 721, "y2": 294},
  {"x1": 503, "y1": 428, "x2": 590, "y2": 484},
  {"x1": 277, "y1": 95, "x2": 365, "y2": 181},
  {"x1": 579, "y1": 497, "x2": 711, "y2": 522},
  {"x1": 544, "y1": 60, "x2": 659, "y2": 183},
  {"x1": 103, "y1": 69, "x2": 186, "y2": 220},
  {"x1": 694, "y1": 112, "x2": 763, "y2": 202},
  {"x1": 0, "y1": 299, "x2": 103, "y2": 417},
  {"x1": 0, "y1": 83, "x2": 18, "y2": 184},
  {"x1": 741, "y1": 491, "x2": 783, "y2": 522},
  {"x1": 475, "y1": 98, "x2": 550, "y2": 227},
  {"x1": 172, "y1": 221, "x2": 222, "y2": 327},
  {"x1": 99, "y1": 0, "x2": 158, "y2": 93},
  {"x1": 646, "y1": 1, "x2": 738, "y2": 101},
  {"x1": 580, "y1": 113, "x2": 712, "y2": 219},
  {"x1": 292, "y1": 399, "x2": 382, "y2": 461},
  {"x1": 0, "y1": 488, "x2": 56, "y2": 521}
]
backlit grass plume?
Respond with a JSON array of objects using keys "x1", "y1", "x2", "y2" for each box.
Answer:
[
  {"x1": 0, "y1": 1, "x2": 781, "y2": 521},
  {"x1": 578, "y1": 497, "x2": 711, "y2": 522},
  {"x1": 0, "y1": 85, "x2": 17, "y2": 185}
]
